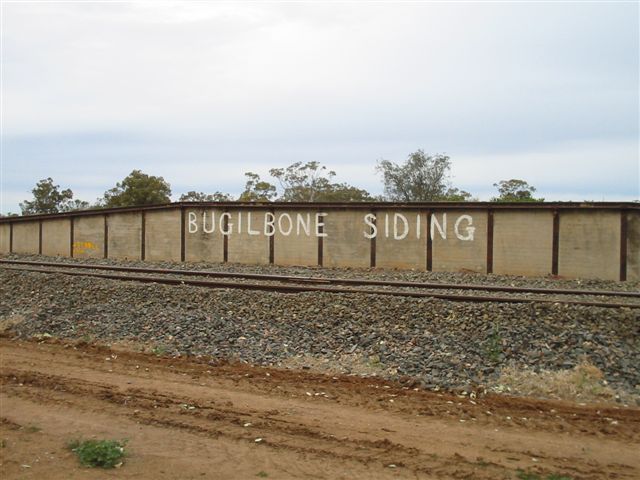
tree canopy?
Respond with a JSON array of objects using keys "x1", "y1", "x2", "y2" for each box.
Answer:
[
  {"x1": 20, "y1": 178, "x2": 89, "y2": 215},
  {"x1": 313, "y1": 182, "x2": 375, "y2": 202},
  {"x1": 238, "y1": 172, "x2": 278, "y2": 202},
  {"x1": 269, "y1": 161, "x2": 334, "y2": 202},
  {"x1": 179, "y1": 191, "x2": 233, "y2": 202},
  {"x1": 491, "y1": 179, "x2": 543, "y2": 202},
  {"x1": 268, "y1": 161, "x2": 373, "y2": 202},
  {"x1": 376, "y1": 150, "x2": 473, "y2": 202},
  {"x1": 10, "y1": 156, "x2": 551, "y2": 217},
  {"x1": 102, "y1": 170, "x2": 172, "y2": 208}
]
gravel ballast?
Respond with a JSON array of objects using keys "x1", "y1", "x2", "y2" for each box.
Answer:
[{"x1": 1, "y1": 255, "x2": 638, "y2": 399}]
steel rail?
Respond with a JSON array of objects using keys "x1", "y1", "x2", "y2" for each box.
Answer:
[
  {"x1": 1, "y1": 258, "x2": 638, "y2": 299},
  {"x1": 1, "y1": 263, "x2": 638, "y2": 309}
]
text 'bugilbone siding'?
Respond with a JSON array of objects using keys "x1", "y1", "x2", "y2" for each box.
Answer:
[{"x1": 187, "y1": 211, "x2": 476, "y2": 241}]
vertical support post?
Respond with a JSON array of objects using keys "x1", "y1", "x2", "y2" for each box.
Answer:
[
  {"x1": 486, "y1": 209, "x2": 494, "y2": 274},
  {"x1": 369, "y1": 210, "x2": 376, "y2": 268},
  {"x1": 180, "y1": 207, "x2": 186, "y2": 262},
  {"x1": 69, "y1": 217, "x2": 75, "y2": 258},
  {"x1": 223, "y1": 210, "x2": 229, "y2": 263},
  {"x1": 141, "y1": 211, "x2": 146, "y2": 261},
  {"x1": 38, "y1": 220, "x2": 43, "y2": 255},
  {"x1": 103, "y1": 214, "x2": 109, "y2": 259},
  {"x1": 551, "y1": 209, "x2": 560, "y2": 276},
  {"x1": 317, "y1": 210, "x2": 324, "y2": 267},
  {"x1": 269, "y1": 208, "x2": 275, "y2": 264},
  {"x1": 9, "y1": 222, "x2": 13, "y2": 253},
  {"x1": 620, "y1": 209, "x2": 628, "y2": 281},
  {"x1": 426, "y1": 210, "x2": 433, "y2": 271}
]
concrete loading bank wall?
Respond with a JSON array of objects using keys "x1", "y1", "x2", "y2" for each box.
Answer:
[{"x1": 1, "y1": 202, "x2": 638, "y2": 281}]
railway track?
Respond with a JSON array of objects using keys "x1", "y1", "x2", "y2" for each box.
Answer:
[{"x1": 1, "y1": 258, "x2": 639, "y2": 309}]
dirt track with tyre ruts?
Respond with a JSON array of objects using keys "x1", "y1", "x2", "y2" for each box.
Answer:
[{"x1": 1, "y1": 338, "x2": 638, "y2": 479}]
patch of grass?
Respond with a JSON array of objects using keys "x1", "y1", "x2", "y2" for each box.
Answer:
[
  {"x1": 484, "y1": 322, "x2": 502, "y2": 363},
  {"x1": 152, "y1": 345, "x2": 168, "y2": 356},
  {"x1": 498, "y1": 361, "x2": 620, "y2": 403},
  {"x1": 68, "y1": 438, "x2": 127, "y2": 468},
  {"x1": 24, "y1": 425, "x2": 41, "y2": 433},
  {"x1": 516, "y1": 470, "x2": 572, "y2": 480},
  {"x1": 256, "y1": 472, "x2": 269, "y2": 478},
  {"x1": 516, "y1": 472, "x2": 539, "y2": 480}
]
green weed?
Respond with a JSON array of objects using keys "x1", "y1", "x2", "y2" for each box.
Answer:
[
  {"x1": 484, "y1": 322, "x2": 502, "y2": 363},
  {"x1": 516, "y1": 470, "x2": 572, "y2": 480},
  {"x1": 516, "y1": 473, "x2": 539, "y2": 480},
  {"x1": 152, "y1": 345, "x2": 168, "y2": 356},
  {"x1": 68, "y1": 438, "x2": 127, "y2": 468}
]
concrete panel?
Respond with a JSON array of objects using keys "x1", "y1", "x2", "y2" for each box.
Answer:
[
  {"x1": 42, "y1": 219, "x2": 71, "y2": 257},
  {"x1": 432, "y1": 210, "x2": 487, "y2": 273},
  {"x1": 558, "y1": 210, "x2": 619, "y2": 281},
  {"x1": 73, "y1": 215, "x2": 104, "y2": 259},
  {"x1": 375, "y1": 210, "x2": 427, "y2": 270},
  {"x1": 626, "y1": 211, "x2": 639, "y2": 281},
  {"x1": 274, "y1": 210, "x2": 318, "y2": 266},
  {"x1": 12, "y1": 222, "x2": 39, "y2": 254},
  {"x1": 184, "y1": 208, "x2": 224, "y2": 263},
  {"x1": 0, "y1": 224, "x2": 10, "y2": 253},
  {"x1": 493, "y1": 210, "x2": 553, "y2": 277},
  {"x1": 2, "y1": 205, "x2": 634, "y2": 281},
  {"x1": 323, "y1": 210, "x2": 369, "y2": 268},
  {"x1": 145, "y1": 209, "x2": 181, "y2": 262},
  {"x1": 107, "y1": 212, "x2": 142, "y2": 260},
  {"x1": 227, "y1": 209, "x2": 270, "y2": 264}
]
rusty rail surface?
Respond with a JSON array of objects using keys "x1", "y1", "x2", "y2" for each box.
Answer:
[
  {"x1": 1, "y1": 260, "x2": 638, "y2": 309},
  {"x1": 1, "y1": 258, "x2": 638, "y2": 298}
]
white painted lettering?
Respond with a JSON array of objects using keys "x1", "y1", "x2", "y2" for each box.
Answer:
[
  {"x1": 393, "y1": 213, "x2": 409, "y2": 240},
  {"x1": 278, "y1": 213, "x2": 293, "y2": 236},
  {"x1": 431, "y1": 213, "x2": 447, "y2": 240},
  {"x1": 188, "y1": 209, "x2": 475, "y2": 246},
  {"x1": 247, "y1": 212, "x2": 259, "y2": 235},
  {"x1": 220, "y1": 212, "x2": 233, "y2": 235},
  {"x1": 296, "y1": 213, "x2": 311, "y2": 236},
  {"x1": 188, "y1": 211, "x2": 198, "y2": 233},
  {"x1": 315, "y1": 212, "x2": 328, "y2": 237},
  {"x1": 454, "y1": 215, "x2": 475, "y2": 241},
  {"x1": 363, "y1": 213, "x2": 377, "y2": 239},
  {"x1": 264, "y1": 212, "x2": 275, "y2": 236},
  {"x1": 202, "y1": 211, "x2": 216, "y2": 233}
]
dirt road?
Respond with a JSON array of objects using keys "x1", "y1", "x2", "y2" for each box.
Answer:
[{"x1": 1, "y1": 338, "x2": 638, "y2": 479}]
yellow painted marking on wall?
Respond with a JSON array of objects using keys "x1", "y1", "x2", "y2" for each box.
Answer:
[{"x1": 73, "y1": 241, "x2": 97, "y2": 254}]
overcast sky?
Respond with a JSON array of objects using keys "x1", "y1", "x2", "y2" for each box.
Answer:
[{"x1": 1, "y1": 1, "x2": 638, "y2": 213}]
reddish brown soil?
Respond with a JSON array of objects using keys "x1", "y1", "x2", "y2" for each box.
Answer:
[{"x1": 1, "y1": 337, "x2": 638, "y2": 479}]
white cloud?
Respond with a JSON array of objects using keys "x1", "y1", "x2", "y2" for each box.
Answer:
[{"x1": 1, "y1": 2, "x2": 638, "y2": 212}]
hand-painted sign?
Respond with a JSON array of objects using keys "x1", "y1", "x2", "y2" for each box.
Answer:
[
  {"x1": 72, "y1": 241, "x2": 97, "y2": 254},
  {"x1": 188, "y1": 211, "x2": 475, "y2": 241}
]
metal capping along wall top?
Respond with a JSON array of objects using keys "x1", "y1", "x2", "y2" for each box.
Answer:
[{"x1": 0, "y1": 201, "x2": 638, "y2": 281}]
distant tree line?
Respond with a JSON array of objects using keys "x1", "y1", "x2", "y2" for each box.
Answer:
[{"x1": 13, "y1": 150, "x2": 543, "y2": 215}]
